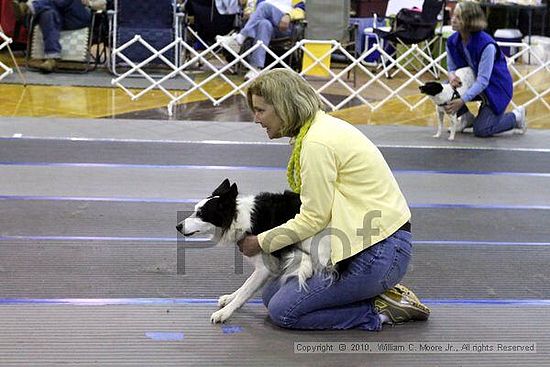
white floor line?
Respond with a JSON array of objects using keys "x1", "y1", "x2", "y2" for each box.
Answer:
[
  {"x1": 376, "y1": 144, "x2": 550, "y2": 153},
  {"x1": 2, "y1": 135, "x2": 550, "y2": 153},
  {"x1": 1, "y1": 136, "x2": 288, "y2": 145}
]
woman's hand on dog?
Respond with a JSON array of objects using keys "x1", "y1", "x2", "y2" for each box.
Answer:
[
  {"x1": 444, "y1": 98, "x2": 465, "y2": 115},
  {"x1": 449, "y1": 72, "x2": 462, "y2": 88},
  {"x1": 238, "y1": 235, "x2": 262, "y2": 257}
]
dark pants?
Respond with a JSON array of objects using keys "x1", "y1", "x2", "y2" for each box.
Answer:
[
  {"x1": 190, "y1": 1, "x2": 235, "y2": 46},
  {"x1": 473, "y1": 103, "x2": 516, "y2": 137},
  {"x1": 32, "y1": 0, "x2": 91, "y2": 57}
]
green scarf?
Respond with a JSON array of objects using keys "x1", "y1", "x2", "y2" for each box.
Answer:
[{"x1": 287, "y1": 119, "x2": 313, "y2": 193}]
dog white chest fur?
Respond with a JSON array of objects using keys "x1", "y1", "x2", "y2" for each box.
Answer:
[
  {"x1": 423, "y1": 67, "x2": 475, "y2": 141},
  {"x1": 177, "y1": 179, "x2": 332, "y2": 323}
]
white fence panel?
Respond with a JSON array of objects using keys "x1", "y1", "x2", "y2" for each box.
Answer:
[
  {"x1": 111, "y1": 36, "x2": 550, "y2": 117},
  {"x1": 0, "y1": 31, "x2": 14, "y2": 81}
]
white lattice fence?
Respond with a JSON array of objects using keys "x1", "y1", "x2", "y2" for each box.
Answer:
[
  {"x1": 295, "y1": 40, "x2": 448, "y2": 111},
  {"x1": 112, "y1": 36, "x2": 550, "y2": 117},
  {"x1": 498, "y1": 41, "x2": 550, "y2": 111},
  {"x1": 0, "y1": 30, "x2": 14, "y2": 81}
]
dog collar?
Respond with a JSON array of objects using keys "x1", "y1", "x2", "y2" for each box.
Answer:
[
  {"x1": 438, "y1": 88, "x2": 462, "y2": 107},
  {"x1": 451, "y1": 88, "x2": 461, "y2": 100}
]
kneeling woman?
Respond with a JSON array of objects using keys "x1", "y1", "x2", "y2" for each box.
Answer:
[
  {"x1": 237, "y1": 68, "x2": 430, "y2": 331},
  {"x1": 445, "y1": 1, "x2": 527, "y2": 136}
]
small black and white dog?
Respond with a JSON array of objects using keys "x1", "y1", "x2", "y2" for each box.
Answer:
[
  {"x1": 176, "y1": 179, "x2": 333, "y2": 323},
  {"x1": 419, "y1": 66, "x2": 475, "y2": 141}
]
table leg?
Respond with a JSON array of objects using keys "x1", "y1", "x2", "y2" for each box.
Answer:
[{"x1": 528, "y1": 9, "x2": 532, "y2": 64}]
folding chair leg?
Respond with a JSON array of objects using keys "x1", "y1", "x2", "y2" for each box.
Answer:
[
  {"x1": 423, "y1": 40, "x2": 439, "y2": 79},
  {"x1": 376, "y1": 35, "x2": 392, "y2": 79},
  {"x1": 380, "y1": 54, "x2": 391, "y2": 79}
]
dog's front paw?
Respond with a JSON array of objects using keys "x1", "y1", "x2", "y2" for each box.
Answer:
[
  {"x1": 210, "y1": 308, "x2": 233, "y2": 323},
  {"x1": 447, "y1": 135, "x2": 455, "y2": 141},
  {"x1": 217, "y1": 294, "x2": 235, "y2": 308},
  {"x1": 433, "y1": 132, "x2": 442, "y2": 138}
]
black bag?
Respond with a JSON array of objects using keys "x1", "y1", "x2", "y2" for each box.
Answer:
[
  {"x1": 392, "y1": 7, "x2": 435, "y2": 44},
  {"x1": 394, "y1": 8, "x2": 424, "y2": 31}
]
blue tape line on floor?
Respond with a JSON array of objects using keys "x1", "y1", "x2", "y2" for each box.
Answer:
[
  {"x1": 2, "y1": 235, "x2": 550, "y2": 246},
  {"x1": 1, "y1": 298, "x2": 550, "y2": 306},
  {"x1": 0, "y1": 162, "x2": 285, "y2": 171},
  {"x1": 0, "y1": 195, "x2": 199, "y2": 203},
  {"x1": 3, "y1": 195, "x2": 550, "y2": 211},
  {"x1": 395, "y1": 169, "x2": 550, "y2": 177},
  {"x1": 222, "y1": 325, "x2": 244, "y2": 334},
  {"x1": 0, "y1": 298, "x2": 265, "y2": 305},
  {"x1": 2, "y1": 161, "x2": 550, "y2": 177},
  {"x1": 145, "y1": 332, "x2": 184, "y2": 341},
  {"x1": 0, "y1": 235, "x2": 176, "y2": 242}
]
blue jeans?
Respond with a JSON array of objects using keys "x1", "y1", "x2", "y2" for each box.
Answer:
[
  {"x1": 262, "y1": 229, "x2": 413, "y2": 331},
  {"x1": 32, "y1": 0, "x2": 91, "y2": 57},
  {"x1": 240, "y1": 2, "x2": 292, "y2": 68},
  {"x1": 473, "y1": 103, "x2": 516, "y2": 137}
]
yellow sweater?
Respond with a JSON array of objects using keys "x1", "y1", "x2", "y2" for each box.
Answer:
[{"x1": 258, "y1": 111, "x2": 411, "y2": 264}]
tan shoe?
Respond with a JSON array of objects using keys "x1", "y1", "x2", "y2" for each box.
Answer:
[
  {"x1": 374, "y1": 284, "x2": 431, "y2": 324},
  {"x1": 36, "y1": 58, "x2": 57, "y2": 73}
]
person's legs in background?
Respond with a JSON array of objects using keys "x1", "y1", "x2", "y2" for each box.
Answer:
[
  {"x1": 472, "y1": 104, "x2": 526, "y2": 137},
  {"x1": 190, "y1": 0, "x2": 236, "y2": 46},
  {"x1": 33, "y1": 1, "x2": 62, "y2": 61},
  {"x1": 24, "y1": 0, "x2": 61, "y2": 71},
  {"x1": 29, "y1": 0, "x2": 91, "y2": 72},
  {"x1": 244, "y1": 19, "x2": 293, "y2": 79},
  {"x1": 59, "y1": 0, "x2": 91, "y2": 31},
  {"x1": 216, "y1": 1, "x2": 290, "y2": 79},
  {"x1": 241, "y1": 2, "x2": 290, "y2": 77}
]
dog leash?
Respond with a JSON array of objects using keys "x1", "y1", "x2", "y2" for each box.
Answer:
[
  {"x1": 437, "y1": 88, "x2": 462, "y2": 107},
  {"x1": 438, "y1": 88, "x2": 470, "y2": 118},
  {"x1": 451, "y1": 88, "x2": 462, "y2": 101}
]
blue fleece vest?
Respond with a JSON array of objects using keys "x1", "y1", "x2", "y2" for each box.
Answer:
[{"x1": 447, "y1": 31, "x2": 513, "y2": 115}]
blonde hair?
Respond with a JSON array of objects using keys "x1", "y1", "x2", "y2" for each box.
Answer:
[
  {"x1": 246, "y1": 68, "x2": 322, "y2": 138},
  {"x1": 455, "y1": 1, "x2": 487, "y2": 32},
  {"x1": 246, "y1": 69, "x2": 322, "y2": 193}
]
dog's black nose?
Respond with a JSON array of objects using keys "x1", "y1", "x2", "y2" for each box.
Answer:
[{"x1": 176, "y1": 223, "x2": 183, "y2": 232}]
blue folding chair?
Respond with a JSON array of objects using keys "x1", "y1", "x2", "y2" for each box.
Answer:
[{"x1": 109, "y1": 0, "x2": 183, "y2": 75}]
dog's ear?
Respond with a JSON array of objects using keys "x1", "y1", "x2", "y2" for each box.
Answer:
[
  {"x1": 218, "y1": 182, "x2": 238, "y2": 201},
  {"x1": 228, "y1": 183, "x2": 238, "y2": 198},
  {"x1": 212, "y1": 178, "x2": 231, "y2": 196},
  {"x1": 419, "y1": 82, "x2": 443, "y2": 96},
  {"x1": 217, "y1": 183, "x2": 239, "y2": 215}
]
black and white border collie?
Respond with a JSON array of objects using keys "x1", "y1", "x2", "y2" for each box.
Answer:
[
  {"x1": 176, "y1": 179, "x2": 333, "y2": 323},
  {"x1": 419, "y1": 66, "x2": 475, "y2": 141}
]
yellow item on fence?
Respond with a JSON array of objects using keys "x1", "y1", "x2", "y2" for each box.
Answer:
[{"x1": 302, "y1": 42, "x2": 331, "y2": 78}]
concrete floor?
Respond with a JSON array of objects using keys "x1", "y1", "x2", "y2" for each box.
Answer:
[{"x1": 0, "y1": 115, "x2": 549, "y2": 365}]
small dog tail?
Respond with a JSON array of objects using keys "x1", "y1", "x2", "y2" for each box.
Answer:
[
  {"x1": 297, "y1": 255, "x2": 313, "y2": 292},
  {"x1": 280, "y1": 252, "x2": 314, "y2": 292}
]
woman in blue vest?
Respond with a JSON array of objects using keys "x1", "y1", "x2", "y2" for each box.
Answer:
[{"x1": 445, "y1": 1, "x2": 526, "y2": 137}]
